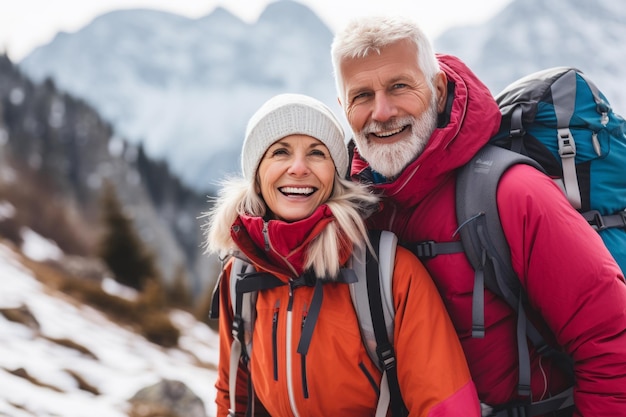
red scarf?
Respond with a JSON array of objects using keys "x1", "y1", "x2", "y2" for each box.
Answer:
[{"x1": 232, "y1": 205, "x2": 348, "y2": 278}]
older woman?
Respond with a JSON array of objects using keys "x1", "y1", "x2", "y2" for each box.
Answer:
[{"x1": 204, "y1": 93, "x2": 479, "y2": 417}]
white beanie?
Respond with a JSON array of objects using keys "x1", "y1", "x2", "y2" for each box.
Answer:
[{"x1": 241, "y1": 93, "x2": 348, "y2": 181}]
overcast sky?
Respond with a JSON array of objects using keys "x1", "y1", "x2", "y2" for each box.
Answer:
[{"x1": 0, "y1": 0, "x2": 512, "y2": 62}]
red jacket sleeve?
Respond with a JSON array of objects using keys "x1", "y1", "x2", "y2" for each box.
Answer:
[{"x1": 498, "y1": 164, "x2": 626, "y2": 416}]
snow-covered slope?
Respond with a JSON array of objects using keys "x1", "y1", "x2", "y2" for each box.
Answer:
[{"x1": 0, "y1": 233, "x2": 219, "y2": 417}]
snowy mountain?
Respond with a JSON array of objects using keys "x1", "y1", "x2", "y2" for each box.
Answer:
[
  {"x1": 434, "y1": 0, "x2": 626, "y2": 109},
  {"x1": 19, "y1": 0, "x2": 337, "y2": 192},
  {"x1": 18, "y1": 0, "x2": 626, "y2": 193},
  {"x1": 0, "y1": 54, "x2": 215, "y2": 296},
  {"x1": 0, "y1": 234, "x2": 219, "y2": 417}
]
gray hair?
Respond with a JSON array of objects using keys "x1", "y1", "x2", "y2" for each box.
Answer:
[
  {"x1": 331, "y1": 15, "x2": 440, "y2": 106},
  {"x1": 203, "y1": 173, "x2": 379, "y2": 279}
]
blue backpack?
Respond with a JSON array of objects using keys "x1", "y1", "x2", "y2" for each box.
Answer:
[{"x1": 490, "y1": 66, "x2": 626, "y2": 273}]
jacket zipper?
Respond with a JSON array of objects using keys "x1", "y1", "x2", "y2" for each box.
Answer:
[
  {"x1": 260, "y1": 220, "x2": 305, "y2": 414},
  {"x1": 261, "y1": 220, "x2": 298, "y2": 276},
  {"x1": 300, "y1": 304, "x2": 309, "y2": 398},
  {"x1": 272, "y1": 300, "x2": 280, "y2": 381},
  {"x1": 285, "y1": 281, "x2": 301, "y2": 417},
  {"x1": 358, "y1": 362, "x2": 380, "y2": 396}
]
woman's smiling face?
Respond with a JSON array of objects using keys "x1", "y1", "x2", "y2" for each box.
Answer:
[{"x1": 257, "y1": 134, "x2": 336, "y2": 222}]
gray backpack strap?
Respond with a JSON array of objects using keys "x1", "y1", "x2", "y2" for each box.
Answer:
[
  {"x1": 349, "y1": 230, "x2": 403, "y2": 417},
  {"x1": 456, "y1": 145, "x2": 575, "y2": 410},
  {"x1": 456, "y1": 145, "x2": 541, "y2": 333},
  {"x1": 551, "y1": 68, "x2": 611, "y2": 211},
  {"x1": 227, "y1": 258, "x2": 284, "y2": 416},
  {"x1": 228, "y1": 257, "x2": 256, "y2": 416},
  {"x1": 349, "y1": 230, "x2": 396, "y2": 365},
  {"x1": 229, "y1": 258, "x2": 258, "y2": 355},
  {"x1": 456, "y1": 145, "x2": 542, "y2": 399},
  {"x1": 551, "y1": 69, "x2": 582, "y2": 209}
]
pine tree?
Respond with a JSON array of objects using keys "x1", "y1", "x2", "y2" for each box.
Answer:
[{"x1": 97, "y1": 181, "x2": 159, "y2": 290}]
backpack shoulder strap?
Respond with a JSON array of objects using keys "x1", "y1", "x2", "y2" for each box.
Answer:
[
  {"x1": 550, "y1": 69, "x2": 582, "y2": 209},
  {"x1": 456, "y1": 145, "x2": 575, "y2": 410},
  {"x1": 349, "y1": 230, "x2": 397, "y2": 361},
  {"x1": 229, "y1": 257, "x2": 256, "y2": 332},
  {"x1": 456, "y1": 144, "x2": 539, "y2": 399},
  {"x1": 226, "y1": 257, "x2": 284, "y2": 416},
  {"x1": 227, "y1": 257, "x2": 256, "y2": 416},
  {"x1": 456, "y1": 144, "x2": 542, "y2": 317},
  {"x1": 349, "y1": 229, "x2": 406, "y2": 417},
  {"x1": 229, "y1": 258, "x2": 285, "y2": 358}
]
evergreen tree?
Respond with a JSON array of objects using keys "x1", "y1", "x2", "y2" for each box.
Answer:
[{"x1": 97, "y1": 181, "x2": 159, "y2": 290}]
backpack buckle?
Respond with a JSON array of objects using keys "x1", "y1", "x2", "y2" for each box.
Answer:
[
  {"x1": 376, "y1": 344, "x2": 397, "y2": 371},
  {"x1": 415, "y1": 240, "x2": 436, "y2": 259},
  {"x1": 557, "y1": 128, "x2": 576, "y2": 159},
  {"x1": 232, "y1": 315, "x2": 244, "y2": 340},
  {"x1": 584, "y1": 210, "x2": 606, "y2": 231},
  {"x1": 412, "y1": 241, "x2": 438, "y2": 258}
]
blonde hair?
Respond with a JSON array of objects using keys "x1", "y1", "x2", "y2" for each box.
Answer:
[{"x1": 203, "y1": 173, "x2": 378, "y2": 279}]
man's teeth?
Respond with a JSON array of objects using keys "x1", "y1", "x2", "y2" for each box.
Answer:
[
  {"x1": 375, "y1": 127, "x2": 404, "y2": 137},
  {"x1": 280, "y1": 187, "x2": 315, "y2": 195}
]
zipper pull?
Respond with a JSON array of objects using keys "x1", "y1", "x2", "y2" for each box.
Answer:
[
  {"x1": 262, "y1": 221, "x2": 270, "y2": 251},
  {"x1": 301, "y1": 303, "x2": 308, "y2": 329},
  {"x1": 273, "y1": 300, "x2": 281, "y2": 323},
  {"x1": 592, "y1": 132, "x2": 602, "y2": 156}
]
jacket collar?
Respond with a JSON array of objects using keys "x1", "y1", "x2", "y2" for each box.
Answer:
[{"x1": 231, "y1": 204, "x2": 338, "y2": 278}]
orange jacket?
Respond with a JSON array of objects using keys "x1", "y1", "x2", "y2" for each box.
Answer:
[{"x1": 215, "y1": 245, "x2": 480, "y2": 416}]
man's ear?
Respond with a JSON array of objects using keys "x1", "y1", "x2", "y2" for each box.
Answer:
[
  {"x1": 337, "y1": 96, "x2": 343, "y2": 109},
  {"x1": 434, "y1": 71, "x2": 448, "y2": 113}
]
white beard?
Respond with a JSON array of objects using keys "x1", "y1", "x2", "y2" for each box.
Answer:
[{"x1": 354, "y1": 94, "x2": 439, "y2": 179}]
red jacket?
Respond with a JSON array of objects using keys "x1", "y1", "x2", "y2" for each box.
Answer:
[
  {"x1": 215, "y1": 206, "x2": 480, "y2": 416},
  {"x1": 351, "y1": 54, "x2": 626, "y2": 416}
]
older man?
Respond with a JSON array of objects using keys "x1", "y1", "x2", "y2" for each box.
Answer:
[{"x1": 331, "y1": 15, "x2": 626, "y2": 417}]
